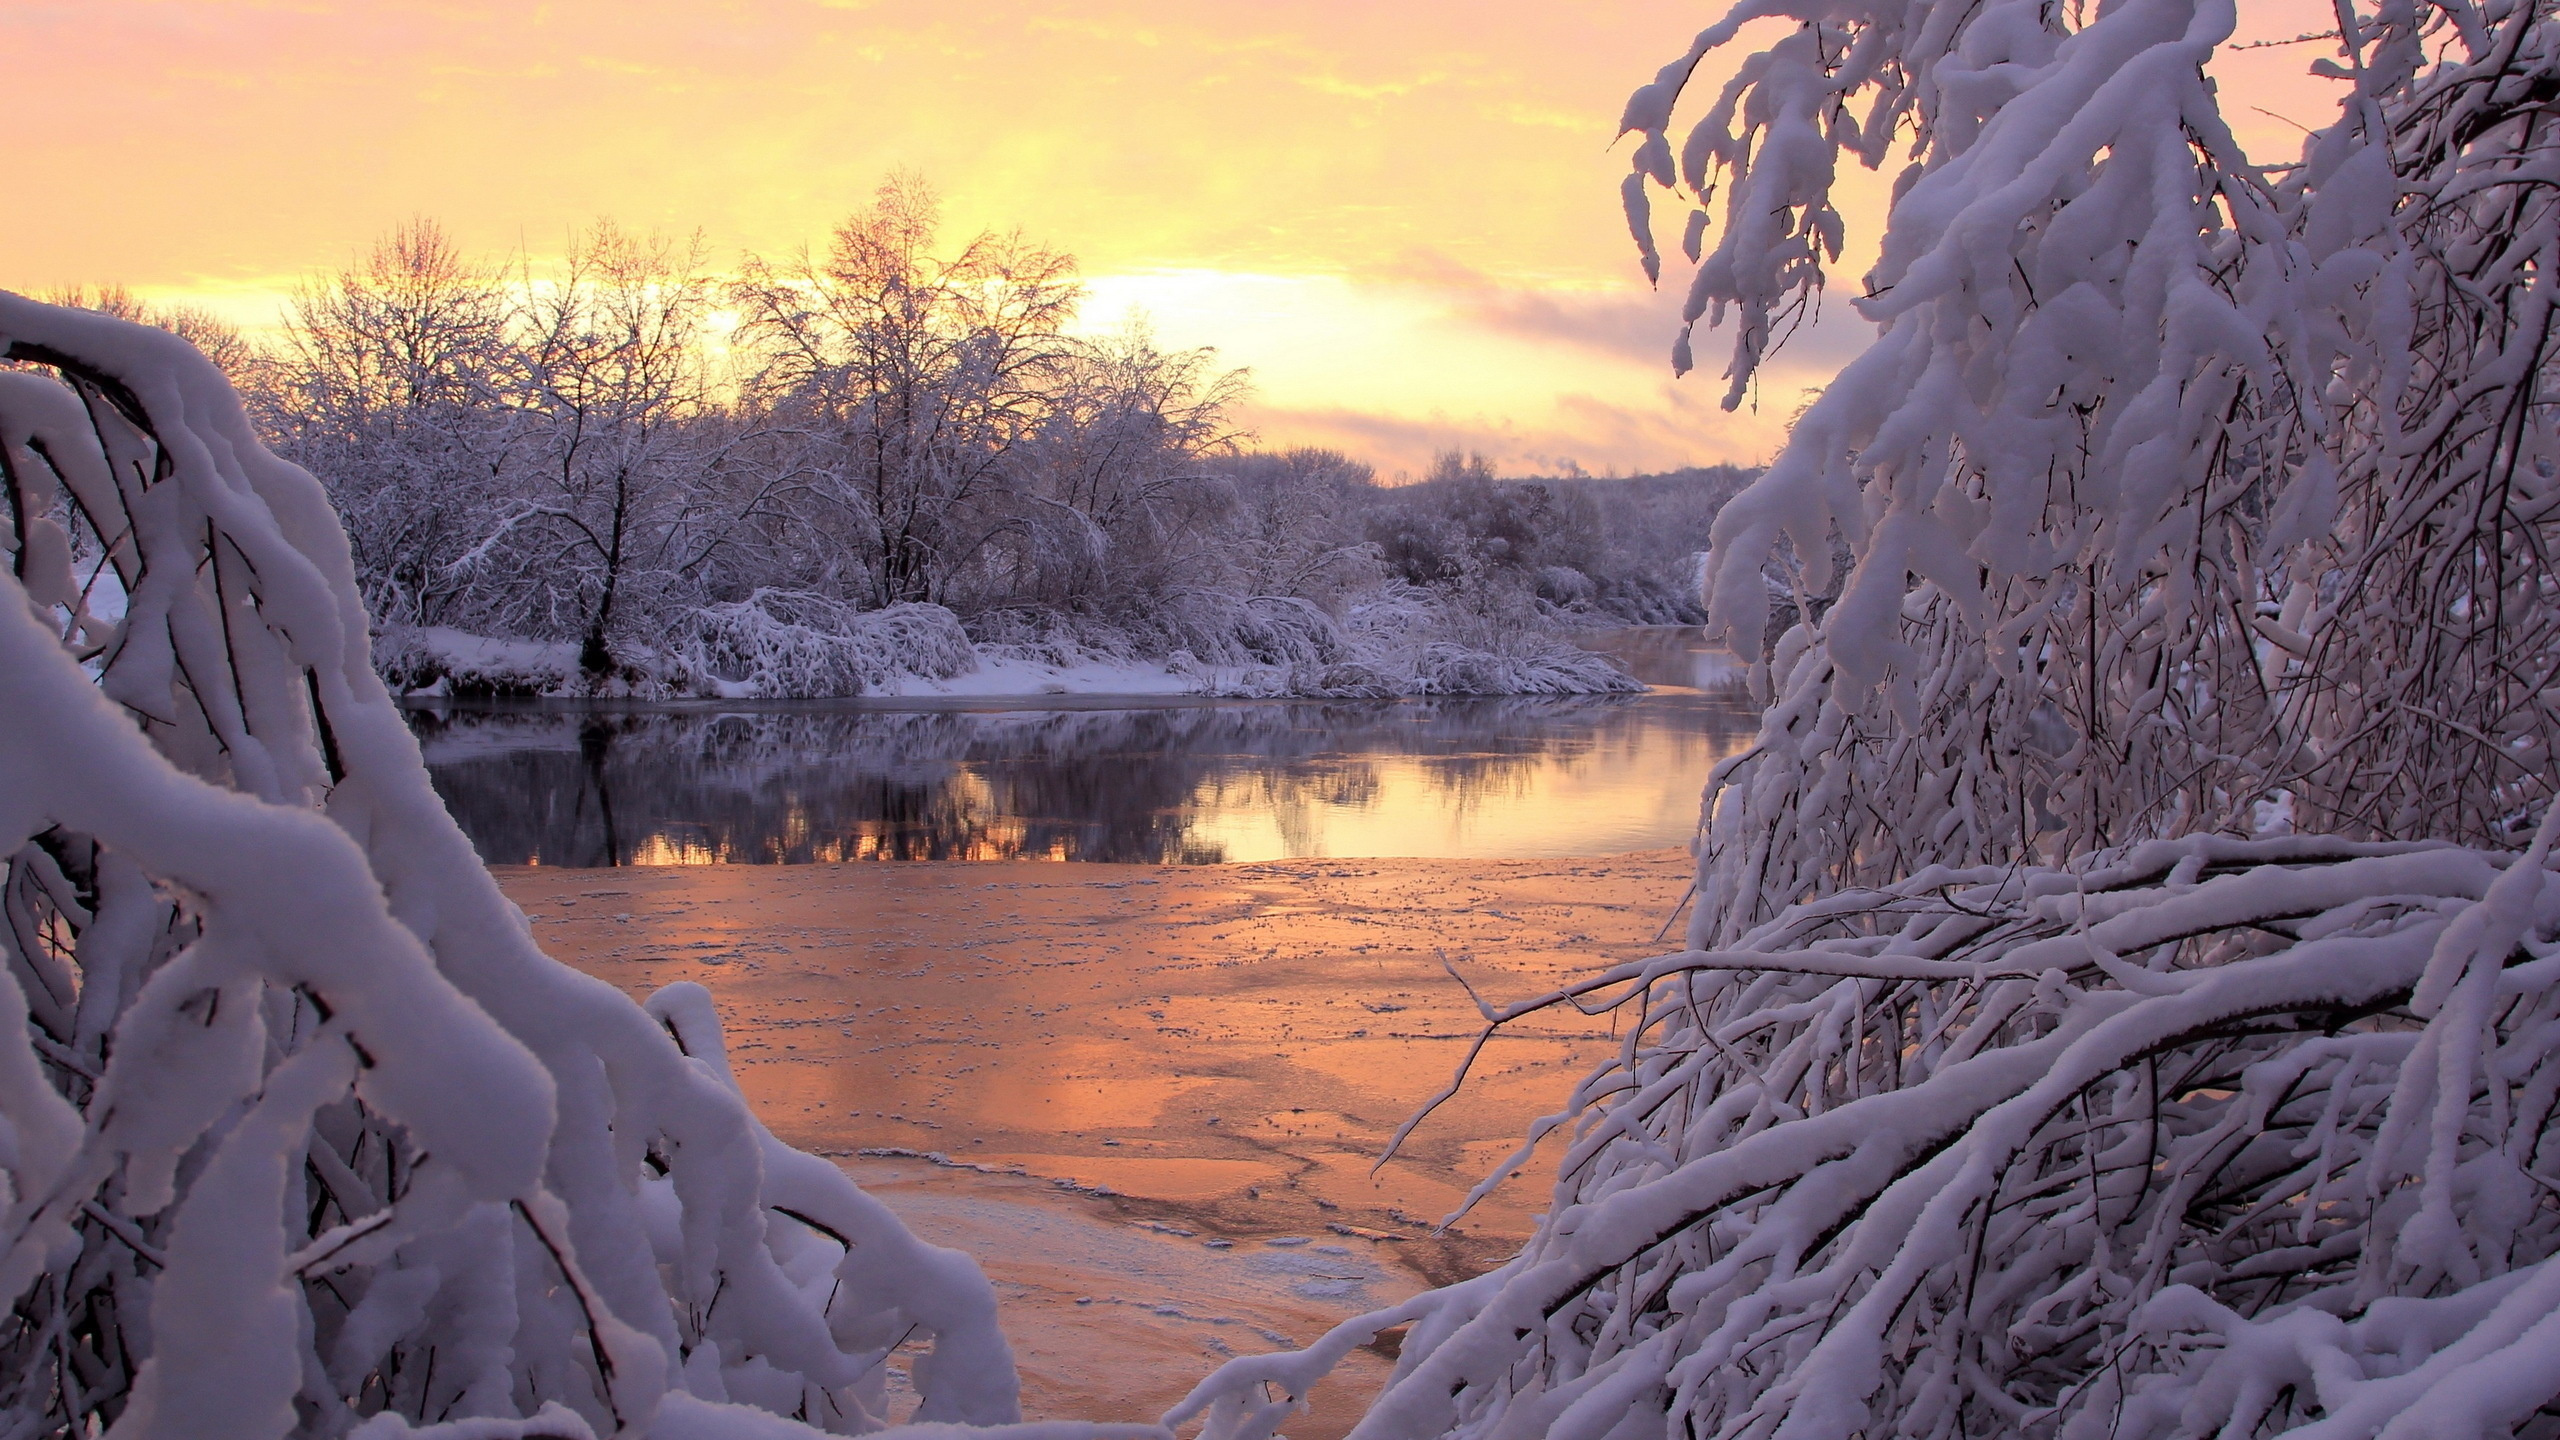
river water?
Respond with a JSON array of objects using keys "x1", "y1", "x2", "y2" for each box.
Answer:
[{"x1": 407, "y1": 628, "x2": 1756, "y2": 865}]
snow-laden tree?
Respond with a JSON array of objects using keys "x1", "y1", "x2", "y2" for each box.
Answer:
[
  {"x1": 486, "y1": 223, "x2": 783, "y2": 683},
  {"x1": 1147, "y1": 0, "x2": 2560, "y2": 1436},
  {"x1": 1655, "y1": 0, "x2": 2560, "y2": 935},
  {"x1": 259, "y1": 222, "x2": 812, "y2": 691},
  {"x1": 0, "y1": 295, "x2": 1061, "y2": 1439},
  {"x1": 258, "y1": 221, "x2": 521, "y2": 634},
  {"x1": 731, "y1": 174, "x2": 1083, "y2": 612},
  {"x1": 985, "y1": 323, "x2": 1247, "y2": 622}
]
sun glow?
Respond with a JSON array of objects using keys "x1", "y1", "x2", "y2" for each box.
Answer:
[{"x1": 8, "y1": 0, "x2": 2342, "y2": 476}]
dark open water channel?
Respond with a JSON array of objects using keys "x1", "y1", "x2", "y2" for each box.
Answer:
[{"x1": 408, "y1": 628, "x2": 1756, "y2": 865}]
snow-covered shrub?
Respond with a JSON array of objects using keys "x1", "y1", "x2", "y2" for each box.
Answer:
[
  {"x1": 968, "y1": 592, "x2": 1342, "y2": 674},
  {"x1": 964, "y1": 604, "x2": 1145, "y2": 671},
  {"x1": 665, "y1": 591, "x2": 979, "y2": 699},
  {"x1": 1135, "y1": 590, "x2": 1351, "y2": 672},
  {"x1": 0, "y1": 296, "x2": 1029, "y2": 1437},
  {"x1": 967, "y1": 588, "x2": 1643, "y2": 698},
  {"x1": 1404, "y1": 640, "x2": 1640, "y2": 698},
  {"x1": 376, "y1": 625, "x2": 582, "y2": 698},
  {"x1": 1189, "y1": 829, "x2": 2560, "y2": 1439},
  {"x1": 1179, "y1": 586, "x2": 1644, "y2": 699},
  {"x1": 1330, "y1": 589, "x2": 1646, "y2": 699},
  {"x1": 1530, "y1": 565, "x2": 1595, "y2": 608}
]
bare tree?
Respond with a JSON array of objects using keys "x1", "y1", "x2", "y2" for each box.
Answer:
[
  {"x1": 41, "y1": 284, "x2": 252, "y2": 380},
  {"x1": 259, "y1": 219, "x2": 517, "y2": 629},
  {"x1": 734, "y1": 173, "x2": 1081, "y2": 608},
  {"x1": 991, "y1": 322, "x2": 1249, "y2": 613},
  {"x1": 488, "y1": 222, "x2": 740, "y2": 680}
]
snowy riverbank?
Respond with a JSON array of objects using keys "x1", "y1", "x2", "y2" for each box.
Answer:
[{"x1": 377, "y1": 592, "x2": 1651, "y2": 702}]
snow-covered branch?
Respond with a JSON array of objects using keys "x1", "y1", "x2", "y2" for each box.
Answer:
[
  {"x1": 1610, "y1": 0, "x2": 2560, "y2": 936},
  {"x1": 1140, "y1": 2, "x2": 2560, "y2": 1436},
  {"x1": 0, "y1": 295, "x2": 1031, "y2": 1438},
  {"x1": 1183, "y1": 830, "x2": 2560, "y2": 1439}
]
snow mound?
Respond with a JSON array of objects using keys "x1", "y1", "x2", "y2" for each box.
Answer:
[{"x1": 0, "y1": 295, "x2": 1029, "y2": 1437}]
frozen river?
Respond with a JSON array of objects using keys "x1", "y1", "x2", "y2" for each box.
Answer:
[{"x1": 407, "y1": 627, "x2": 1753, "y2": 865}]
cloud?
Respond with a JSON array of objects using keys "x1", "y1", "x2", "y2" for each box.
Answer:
[
  {"x1": 1297, "y1": 69, "x2": 1450, "y2": 101},
  {"x1": 7, "y1": 0, "x2": 1910, "y2": 487},
  {"x1": 1467, "y1": 286, "x2": 1681, "y2": 368},
  {"x1": 1334, "y1": 246, "x2": 1880, "y2": 393},
  {"x1": 1242, "y1": 380, "x2": 1779, "y2": 482}
]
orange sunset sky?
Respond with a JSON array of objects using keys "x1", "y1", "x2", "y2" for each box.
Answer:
[{"x1": 7, "y1": 0, "x2": 2342, "y2": 477}]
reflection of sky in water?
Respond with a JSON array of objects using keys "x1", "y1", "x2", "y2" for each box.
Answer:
[
  {"x1": 1175, "y1": 730, "x2": 1718, "y2": 861},
  {"x1": 411, "y1": 630, "x2": 1755, "y2": 866}
]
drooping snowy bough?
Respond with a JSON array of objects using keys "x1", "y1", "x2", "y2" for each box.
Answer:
[
  {"x1": 1156, "y1": 0, "x2": 2560, "y2": 1435},
  {"x1": 1325, "y1": 828, "x2": 2560, "y2": 1439},
  {"x1": 1658, "y1": 0, "x2": 2560, "y2": 929},
  {"x1": 0, "y1": 297, "x2": 1056, "y2": 1438}
]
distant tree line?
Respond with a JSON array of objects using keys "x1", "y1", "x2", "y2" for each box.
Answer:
[{"x1": 55, "y1": 178, "x2": 1745, "y2": 693}]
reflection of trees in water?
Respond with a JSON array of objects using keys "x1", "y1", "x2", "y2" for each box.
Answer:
[
  {"x1": 406, "y1": 694, "x2": 1755, "y2": 866},
  {"x1": 1180, "y1": 699, "x2": 1721, "y2": 855},
  {"x1": 1573, "y1": 627, "x2": 1749, "y2": 693}
]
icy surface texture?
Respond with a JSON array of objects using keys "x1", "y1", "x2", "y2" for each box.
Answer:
[{"x1": 0, "y1": 296, "x2": 1033, "y2": 1438}]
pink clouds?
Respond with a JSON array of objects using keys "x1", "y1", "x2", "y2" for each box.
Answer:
[{"x1": 4, "y1": 0, "x2": 2344, "y2": 474}]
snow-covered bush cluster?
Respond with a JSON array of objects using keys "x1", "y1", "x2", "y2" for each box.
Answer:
[
  {"x1": 1152, "y1": 0, "x2": 2560, "y2": 1433},
  {"x1": 376, "y1": 626, "x2": 582, "y2": 698},
  {"x1": 0, "y1": 297, "x2": 1042, "y2": 1437},
  {"x1": 951, "y1": 583, "x2": 1643, "y2": 700},
  {"x1": 109, "y1": 181, "x2": 1715, "y2": 703},
  {"x1": 1353, "y1": 451, "x2": 1747, "y2": 632},
  {"x1": 1268, "y1": 588, "x2": 1646, "y2": 699},
  {"x1": 663, "y1": 594, "x2": 979, "y2": 700}
]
